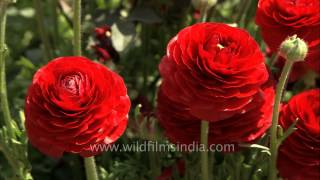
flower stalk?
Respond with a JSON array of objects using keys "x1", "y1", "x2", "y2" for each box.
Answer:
[
  {"x1": 73, "y1": 0, "x2": 81, "y2": 56},
  {"x1": 199, "y1": 0, "x2": 209, "y2": 22},
  {"x1": 200, "y1": 120, "x2": 209, "y2": 180},
  {"x1": 0, "y1": 1, "x2": 33, "y2": 179},
  {"x1": 33, "y1": 0, "x2": 53, "y2": 60},
  {"x1": 0, "y1": 0, "x2": 14, "y2": 139},
  {"x1": 268, "y1": 60, "x2": 293, "y2": 180},
  {"x1": 84, "y1": 157, "x2": 99, "y2": 180},
  {"x1": 268, "y1": 35, "x2": 308, "y2": 180}
]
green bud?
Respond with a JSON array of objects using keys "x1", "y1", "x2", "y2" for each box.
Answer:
[
  {"x1": 279, "y1": 35, "x2": 308, "y2": 62},
  {"x1": 191, "y1": 0, "x2": 217, "y2": 10}
]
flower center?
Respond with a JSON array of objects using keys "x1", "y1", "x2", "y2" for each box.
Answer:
[
  {"x1": 217, "y1": 43, "x2": 224, "y2": 49},
  {"x1": 62, "y1": 75, "x2": 82, "y2": 95}
]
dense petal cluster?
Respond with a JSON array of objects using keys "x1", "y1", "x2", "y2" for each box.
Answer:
[
  {"x1": 278, "y1": 89, "x2": 320, "y2": 180},
  {"x1": 256, "y1": 0, "x2": 320, "y2": 80},
  {"x1": 25, "y1": 56, "x2": 130, "y2": 157},
  {"x1": 157, "y1": 23, "x2": 275, "y2": 145}
]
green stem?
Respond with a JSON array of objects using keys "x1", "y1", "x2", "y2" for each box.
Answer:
[
  {"x1": 235, "y1": 0, "x2": 246, "y2": 23},
  {"x1": 270, "y1": 53, "x2": 279, "y2": 67},
  {"x1": 51, "y1": 0, "x2": 59, "y2": 50},
  {"x1": 236, "y1": 0, "x2": 252, "y2": 27},
  {"x1": 200, "y1": 120, "x2": 209, "y2": 180},
  {"x1": 73, "y1": 0, "x2": 81, "y2": 56},
  {"x1": 268, "y1": 60, "x2": 294, "y2": 180},
  {"x1": 0, "y1": 0, "x2": 14, "y2": 138},
  {"x1": 84, "y1": 157, "x2": 99, "y2": 180},
  {"x1": 33, "y1": 0, "x2": 53, "y2": 60},
  {"x1": 200, "y1": 3, "x2": 208, "y2": 23}
]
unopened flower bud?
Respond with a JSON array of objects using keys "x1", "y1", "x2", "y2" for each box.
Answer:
[
  {"x1": 279, "y1": 35, "x2": 308, "y2": 62},
  {"x1": 191, "y1": 0, "x2": 217, "y2": 10}
]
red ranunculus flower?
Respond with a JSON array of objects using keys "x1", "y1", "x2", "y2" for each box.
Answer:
[
  {"x1": 25, "y1": 56, "x2": 130, "y2": 157},
  {"x1": 92, "y1": 25, "x2": 120, "y2": 63},
  {"x1": 157, "y1": 23, "x2": 275, "y2": 145},
  {"x1": 256, "y1": 0, "x2": 320, "y2": 80},
  {"x1": 277, "y1": 89, "x2": 320, "y2": 180}
]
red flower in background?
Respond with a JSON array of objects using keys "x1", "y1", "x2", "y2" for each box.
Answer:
[
  {"x1": 25, "y1": 56, "x2": 130, "y2": 157},
  {"x1": 157, "y1": 23, "x2": 275, "y2": 145},
  {"x1": 256, "y1": 0, "x2": 320, "y2": 81},
  {"x1": 92, "y1": 25, "x2": 120, "y2": 63},
  {"x1": 278, "y1": 89, "x2": 320, "y2": 180},
  {"x1": 192, "y1": 10, "x2": 201, "y2": 20}
]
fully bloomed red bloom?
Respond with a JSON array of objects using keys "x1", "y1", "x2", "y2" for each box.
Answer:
[
  {"x1": 157, "y1": 23, "x2": 275, "y2": 145},
  {"x1": 278, "y1": 89, "x2": 320, "y2": 180},
  {"x1": 256, "y1": 0, "x2": 320, "y2": 80},
  {"x1": 25, "y1": 56, "x2": 130, "y2": 157},
  {"x1": 92, "y1": 25, "x2": 120, "y2": 63}
]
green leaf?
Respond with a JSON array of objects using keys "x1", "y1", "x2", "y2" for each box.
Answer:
[
  {"x1": 19, "y1": 110, "x2": 26, "y2": 129},
  {"x1": 106, "y1": 0, "x2": 121, "y2": 9},
  {"x1": 238, "y1": 143, "x2": 270, "y2": 151},
  {"x1": 10, "y1": 138, "x2": 22, "y2": 145},
  {"x1": 260, "y1": 150, "x2": 271, "y2": 156},
  {"x1": 96, "y1": 0, "x2": 106, "y2": 9},
  {"x1": 98, "y1": 166, "x2": 109, "y2": 179},
  {"x1": 19, "y1": 7, "x2": 35, "y2": 18},
  {"x1": 278, "y1": 118, "x2": 298, "y2": 147},
  {"x1": 111, "y1": 20, "x2": 135, "y2": 52}
]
